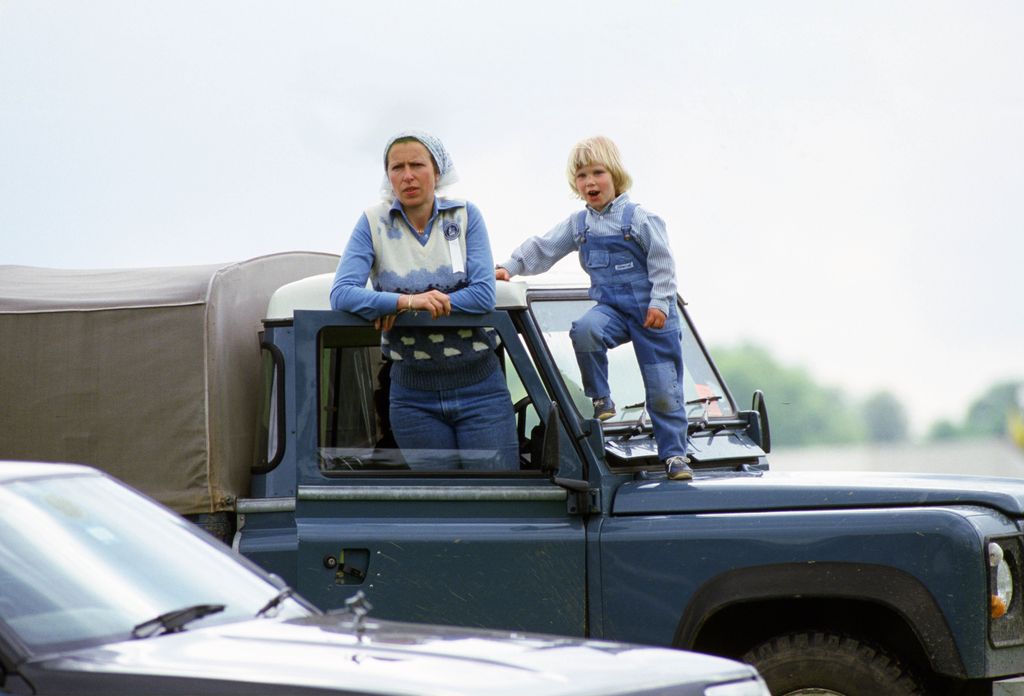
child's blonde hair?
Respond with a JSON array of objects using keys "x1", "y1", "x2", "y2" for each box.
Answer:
[{"x1": 565, "y1": 135, "x2": 633, "y2": 198}]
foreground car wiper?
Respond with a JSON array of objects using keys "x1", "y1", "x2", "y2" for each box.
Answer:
[
  {"x1": 255, "y1": 587, "x2": 294, "y2": 618},
  {"x1": 131, "y1": 604, "x2": 226, "y2": 639}
]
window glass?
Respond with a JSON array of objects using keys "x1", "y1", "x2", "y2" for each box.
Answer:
[
  {"x1": 0, "y1": 475, "x2": 303, "y2": 653},
  {"x1": 528, "y1": 298, "x2": 734, "y2": 423},
  {"x1": 253, "y1": 347, "x2": 281, "y2": 471},
  {"x1": 317, "y1": 323, "x2": 542, "y2": 474}
]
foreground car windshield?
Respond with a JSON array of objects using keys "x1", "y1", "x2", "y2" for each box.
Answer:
[
  {"x1": 530, "y1": 298, "x2": 735, "y2": 422},
  {"x1": 0, "y1": 472, "x2": 303, "y2": 653}
]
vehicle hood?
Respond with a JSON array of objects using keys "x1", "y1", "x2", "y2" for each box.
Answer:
[
  {"x1": 612, "y1": 470, "x2": 1024, "y2": 517},
  {"x1": 34, "y1": 615, "x2": 758, "y2": 695}
]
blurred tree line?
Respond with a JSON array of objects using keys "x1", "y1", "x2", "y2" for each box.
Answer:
[{"x1": 711, "y1": 342, "x2": 1022, "y2": 448}]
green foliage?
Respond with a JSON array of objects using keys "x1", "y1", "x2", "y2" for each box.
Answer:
[
  {"x1": 711, "y1": 342, "x2": 866, "y2": 447},
  {"x1": 928, "y1": 380, "x2": 1023, "y2": 441},
  {"x1": 712, "y1": 341, "x2": 1015, "y2": 448},
  {"x1": 927, "y1": 420, "x2": 961, "y2": 441},
  {"x1": 965, "y1": 381, "x2": 1021, "y2": 436},
  {"x1": 861, "y1": 391, "x2": 909, "y2": 443},
  {"x1": 709, "y1": 341, "x2": 1020, "y2": 447}
]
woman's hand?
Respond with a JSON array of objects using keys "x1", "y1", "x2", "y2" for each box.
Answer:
[
  {"x1": 494, "y1": 267, "x2": 510, "y2": 281},
  {"x1": 378, "y1": 291, "x2": 452, "y2": 329},
  {"x1": 643, "y1": 308, "x2": 667, "y2": 329},
  {"x1": 375, "y1": 314, "x2": 398, "y2": 331},
  {"x1": 408, "y1": 290, "x2": 452, "y2": 319}
]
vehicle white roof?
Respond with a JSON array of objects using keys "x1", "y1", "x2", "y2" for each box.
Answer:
[{"x1": 265, "y1": 272, "x2": 592, "y2": 320}]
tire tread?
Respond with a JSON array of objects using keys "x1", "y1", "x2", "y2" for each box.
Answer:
[{"x1": 742, "y1": 630, "x2": 924, "y2": 696}]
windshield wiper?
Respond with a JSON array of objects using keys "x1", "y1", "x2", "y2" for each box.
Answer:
[
  {"x1": 687, "y1": 395, "x2": 724, "y2": 433},
  {"x1": 255, "y1": 587, "x2": 294, "y2": 618},
  {"x1": 131, "y1": 603, "x2": 226, "y2": 639},
  {"x1": 617, "y1": 401, "x2": 648, "y2": 442}
]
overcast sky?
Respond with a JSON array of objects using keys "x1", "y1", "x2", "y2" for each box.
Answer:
[{"x1": 2, "y1": 1, "x2": 1021, "y2": 435}]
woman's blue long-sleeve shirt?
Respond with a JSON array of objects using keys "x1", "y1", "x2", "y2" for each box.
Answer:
[{"x1": 330, "y1": 198, "x2": 496, "y2": 320}]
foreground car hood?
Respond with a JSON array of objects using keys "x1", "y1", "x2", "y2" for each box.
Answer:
[
  {"x1": 613, "y1": 470, "x2": 1024, "y2": 517},
  {"x1": 32, "y1": 615, "x2": 758, "y2": 695}
]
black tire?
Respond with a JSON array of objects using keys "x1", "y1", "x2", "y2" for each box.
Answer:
[{"x1": 743, "y1": 631, "x2": 925, "y2": 696}]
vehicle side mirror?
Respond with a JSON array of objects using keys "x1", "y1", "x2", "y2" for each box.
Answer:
[{"x1": 752, "y1": 390, "x2": 772, "y2": 453}]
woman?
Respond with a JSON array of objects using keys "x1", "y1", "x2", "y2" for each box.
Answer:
[{"x1": 330, "y1": 131, "x2": 518, "y2": 471}]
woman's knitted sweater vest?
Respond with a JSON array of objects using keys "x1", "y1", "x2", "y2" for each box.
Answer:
[{"x1": 365, "y1": 199, "x2": 499, "y2": 391}]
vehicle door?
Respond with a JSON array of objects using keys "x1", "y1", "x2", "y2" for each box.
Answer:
[{"x1": 290, "y1": 309, "x2": 587, "y2": 636}]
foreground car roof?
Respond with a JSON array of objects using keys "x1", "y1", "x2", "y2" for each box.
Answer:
[{"x1": 0, "y1": 460, "x2": 92, "y2": 483}]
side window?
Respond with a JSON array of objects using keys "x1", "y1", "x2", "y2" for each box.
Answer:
[
  {"x1": 316, "y1": 322, "x2": 544, "y2": 475},
  {"x1": 253, "y1": 342, "x2": 284, "y2": 474}
]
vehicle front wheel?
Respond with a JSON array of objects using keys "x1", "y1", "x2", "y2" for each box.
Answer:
[{"x1": 742, "y1": 631, "x2": 924, "y2": 696}]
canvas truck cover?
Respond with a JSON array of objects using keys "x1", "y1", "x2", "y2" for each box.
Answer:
[{"x1": 0, "y1": 252, "x2": 340, "y2": 514}]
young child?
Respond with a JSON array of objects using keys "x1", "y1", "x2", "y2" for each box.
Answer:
[{"x1": 495, "y1": 136, "x2": 692, "y2": 480}]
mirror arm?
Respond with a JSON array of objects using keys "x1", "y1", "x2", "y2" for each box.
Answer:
[{"x1": 541, "y1": 401, "x2": 591, "y2": 493}]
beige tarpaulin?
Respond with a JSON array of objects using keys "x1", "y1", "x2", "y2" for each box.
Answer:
[{"x1": 0, "y1": 252, "x2": 339, "y2": 514}]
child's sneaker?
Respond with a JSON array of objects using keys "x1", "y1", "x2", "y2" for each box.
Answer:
[
  {"x1": 665, "y1": 455, "x2": 693, "y2": 481},
  {"x1": 592, "y1": 397, "x2": 616, "y2": 421}
]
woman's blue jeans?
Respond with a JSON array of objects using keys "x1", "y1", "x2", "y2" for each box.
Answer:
[{"x1": 389, "y1": 368, "x2": 519, "y2": 471}]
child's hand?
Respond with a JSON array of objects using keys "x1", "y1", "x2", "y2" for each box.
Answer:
[
  {"x1": 495, "y1": 267, "x2": 510, "y2": 281},
  {"x1": 643, "y1": 308, "x2": 667, "y2": 329}
]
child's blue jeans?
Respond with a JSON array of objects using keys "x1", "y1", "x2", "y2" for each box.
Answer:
[{"x1": 570, "y1": 302, "x2": 688, "y2": 460}]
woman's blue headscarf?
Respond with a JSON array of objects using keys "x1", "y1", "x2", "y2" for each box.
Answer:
[{"x1": 380, "y1": 130, "x2": 460, "y2": 200}]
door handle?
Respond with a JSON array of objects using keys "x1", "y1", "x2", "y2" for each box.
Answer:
[{"x1": 324, "y1": 548, "x2": 370, "y2": 585}]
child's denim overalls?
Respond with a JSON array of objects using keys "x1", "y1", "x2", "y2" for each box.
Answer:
[{"x1": 568, "y1": 203, "x2": 688, "y2": 460}]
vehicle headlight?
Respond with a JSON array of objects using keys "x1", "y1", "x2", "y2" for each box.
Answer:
[
  {"x1": 988, "y1": 535, "x2": 1024, "y2": 647},
  {"x1": 704, "y1": 676, "x2": 771, "y2": 696},
  {"x1": 990, "y1": 542, "x2": 1013, "y2": 619}
]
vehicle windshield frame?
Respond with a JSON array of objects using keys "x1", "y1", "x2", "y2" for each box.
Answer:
[{"x1": 524, "y1": 288, "x2": 737, "y2": 429}]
